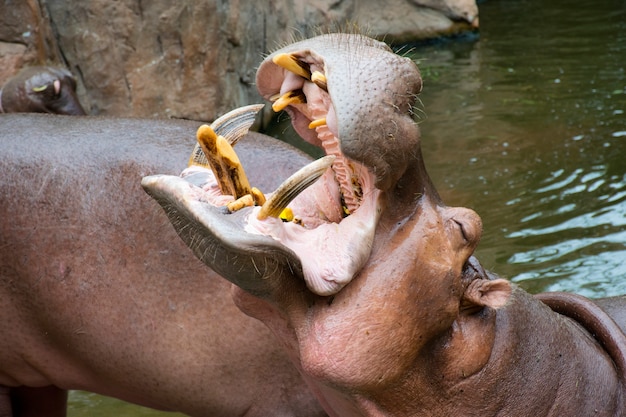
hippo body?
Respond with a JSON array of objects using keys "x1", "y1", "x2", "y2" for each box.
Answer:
[
  {"x1": 144, "y1": 34, "x2": 626, "y2": 416},
  {"x1": 0, "y1": 114, "x2": 326, "y2": 417},
  {"x1": 0, "y1": 67, "x2": 86, "y2": 115}
]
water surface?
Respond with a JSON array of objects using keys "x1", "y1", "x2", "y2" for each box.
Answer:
[{"x1": 415, "y1": 0, "x2": 626, "y2": 297}]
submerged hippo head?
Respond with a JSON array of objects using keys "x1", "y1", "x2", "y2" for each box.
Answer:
[{"x1": 0, "y1": 66, "x2": 86, "y2": 115}]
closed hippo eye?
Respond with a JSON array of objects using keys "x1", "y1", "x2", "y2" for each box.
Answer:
[
  {"x1": 453, "y1": 219, "x2": 469, "y2": 242},
  {"x1": 446, "y1": 206, "x2": 482, "y2": 251}
]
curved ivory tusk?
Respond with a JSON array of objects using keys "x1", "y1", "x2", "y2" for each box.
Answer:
[
  {"x1": 257, "y1": 155, "x2": 336, "y2": 220},
  {"x1": 188, "y1": 103, "x2": 264, "y2": 167}
]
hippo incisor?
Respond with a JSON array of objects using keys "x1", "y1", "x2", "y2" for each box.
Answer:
[
  {"x1": 144, "y1": 34, "x2": 626, "y2": 416},
  {"x1": 0, "y1": 114, "x2": 326, "y2": 416},
  {"x1": 0, "y1": 66, "x2": 86, "y2": 116}
]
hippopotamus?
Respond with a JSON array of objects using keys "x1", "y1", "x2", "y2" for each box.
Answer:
[
  {"x1": 0, "y1": 113, "x2": 326, "y2": 416},
  {"x1": 0, "y1": 66, "x2": 86, "y2": 115},
  {"x1": 144, "y1": 34, "x2": 626, "y2": 416}
]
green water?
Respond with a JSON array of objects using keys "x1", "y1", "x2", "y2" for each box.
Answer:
[
  {"x1": 68, "y1": 0, "x2": 626, "y2": 414},
  {"x1": 416, "y1": 0, "x2": 626, "y2": 297},
  {"x1": 68, "y1": 391, "x2": 185, "y2": 417}
]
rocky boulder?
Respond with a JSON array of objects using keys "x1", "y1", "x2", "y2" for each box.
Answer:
[{"x1": 0, "y1": 0, "x2": 477, "y2": 121}]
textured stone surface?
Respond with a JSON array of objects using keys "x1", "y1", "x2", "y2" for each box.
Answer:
[
  {"x1": 0, "y1": 0, "x2": 61, "y2": 85},
  {"x1": 0, "y1": 0, "x2": 478, "y2": 120}
]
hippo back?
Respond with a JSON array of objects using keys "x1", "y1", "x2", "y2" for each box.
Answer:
[{"x1": 0, "y1": 113, "x2": 323, "y2": 417}]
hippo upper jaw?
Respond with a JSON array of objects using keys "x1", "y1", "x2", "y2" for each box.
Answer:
[{"x1": 257, "y1": 34, "x2": 424, "y2": 192}]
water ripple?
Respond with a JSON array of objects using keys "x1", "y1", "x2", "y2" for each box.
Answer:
[
  {"x1": 512, "y1": 249, "x2": 626, "y2": 298},
  {"x1": 507, "y1": 164, "x2": 626, "y2": 296},
  {"x1": 415, "y1": 0, "x2": 626, "y2": 298}
]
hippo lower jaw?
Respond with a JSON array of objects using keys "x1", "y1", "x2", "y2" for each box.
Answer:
[{"x1": 144, "y1": 106, "x2": 383, "y2": 297}]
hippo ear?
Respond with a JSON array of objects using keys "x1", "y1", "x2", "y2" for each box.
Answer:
[{"x1": 462, "y1": 279, "x2": 512, "y2": 310}]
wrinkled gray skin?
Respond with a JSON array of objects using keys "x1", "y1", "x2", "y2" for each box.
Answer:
[
  {"x1": 0, "y1": 114, "x2": 326, "y2": 417},
  {"x1": 0, "y1": 67, "x2": 86, "y2": 115},
  {"x1": 145, "y1": 34, "x2": 626, "y2": 416}
]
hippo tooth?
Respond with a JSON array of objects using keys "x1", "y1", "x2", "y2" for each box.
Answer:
[
  {"x1": 53, "y1": 79, "x2": 61, "y2": 95},
  {"x1": 188, "y1": 103, "x2": 264, "y2": 168},
  {"x1": 279, "y1": 207, "x2": 294, "y2": 222},
  {"x1": 32, "y1": 84, "x2": 48, "y2": 92},
  {"x1": 316, "y1": 123, "x2": 363, "y2": 214},
  {"x1": 250, "y1": 187, "x2": 266, "y2": 206},
  {"x1": 311, "y1": 71, "x2": 327, "y2": 91},
  {"x1": 210, "y1": 103, "x2": 264, "y2": 146},
  {"x1": 308, "y1": 117, "x2": 327, "y2": 129},
  {"x1": 227, "y1": 194, "x2": 255, "y2": 212},
  {"x1": 272, "y1": 53, "x2": 312, "y2": 80},
  {"x1": 257, "y1": 155, "x2": 336, "y2": 220},
  {"x1": 195, "y1": 124, "x2": 252, "y2": 199},
  {"x1": 272, "y1": 90, "x2": 306, "y2": 112}
]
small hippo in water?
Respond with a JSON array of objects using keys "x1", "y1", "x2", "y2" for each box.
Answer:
[
  {"x1": 144, "y1": 33, "x2": 626, "y2": 416},
  {"x1": 0, "y1": 66, "x2": 86, "y2": 115}
]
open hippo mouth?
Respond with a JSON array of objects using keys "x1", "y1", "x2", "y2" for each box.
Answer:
[{"x1": 142, "y1": 34, "x2": 424, "y2": 297}]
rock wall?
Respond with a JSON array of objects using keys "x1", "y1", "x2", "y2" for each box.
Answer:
[
  {"x1": 0, "y1": 0, "x2": 61, "y2": 84},
  {"x1": 0, "y1": 0, "x2": 478, "y2": 121}
]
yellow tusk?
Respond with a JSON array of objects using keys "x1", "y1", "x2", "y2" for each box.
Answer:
[
  {"x1": 215, "y1": 134, "x2": 252, "y2": 198},
  {"x1": 311, "y1": 71, "x2": 327, "y2": 91},
  {"x1": 251, "y1": 187, "x2": 266, "y2": 206},
  {"x1": 272, "y1": 90, "x2": 306, "y2": 112},
  {"x1": 188, "y1": 104, "x2": 263, "y2": 168},
  {"x1": 195, "y1": 124, "x2": 252, "y2": 198},
  {"x1": 308, "y1": 118, "x2": 327, "y2": 129},
  {"x1": 257, "y1": 155, "x2": 335, "y2": 221},
  {"x1": 272, "y1": 53, "x2": 311, "y2": 79},
  {"x1": 227, "y1": 194, "x2": 254, "y2": 212},
  {"x1": 196, "y1": 124, "x2": 231, "y2": 192}
]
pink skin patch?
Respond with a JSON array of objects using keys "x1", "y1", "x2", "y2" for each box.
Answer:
[{"x1": 245, "y1": 171, "x2": 381, "y2": 296}]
